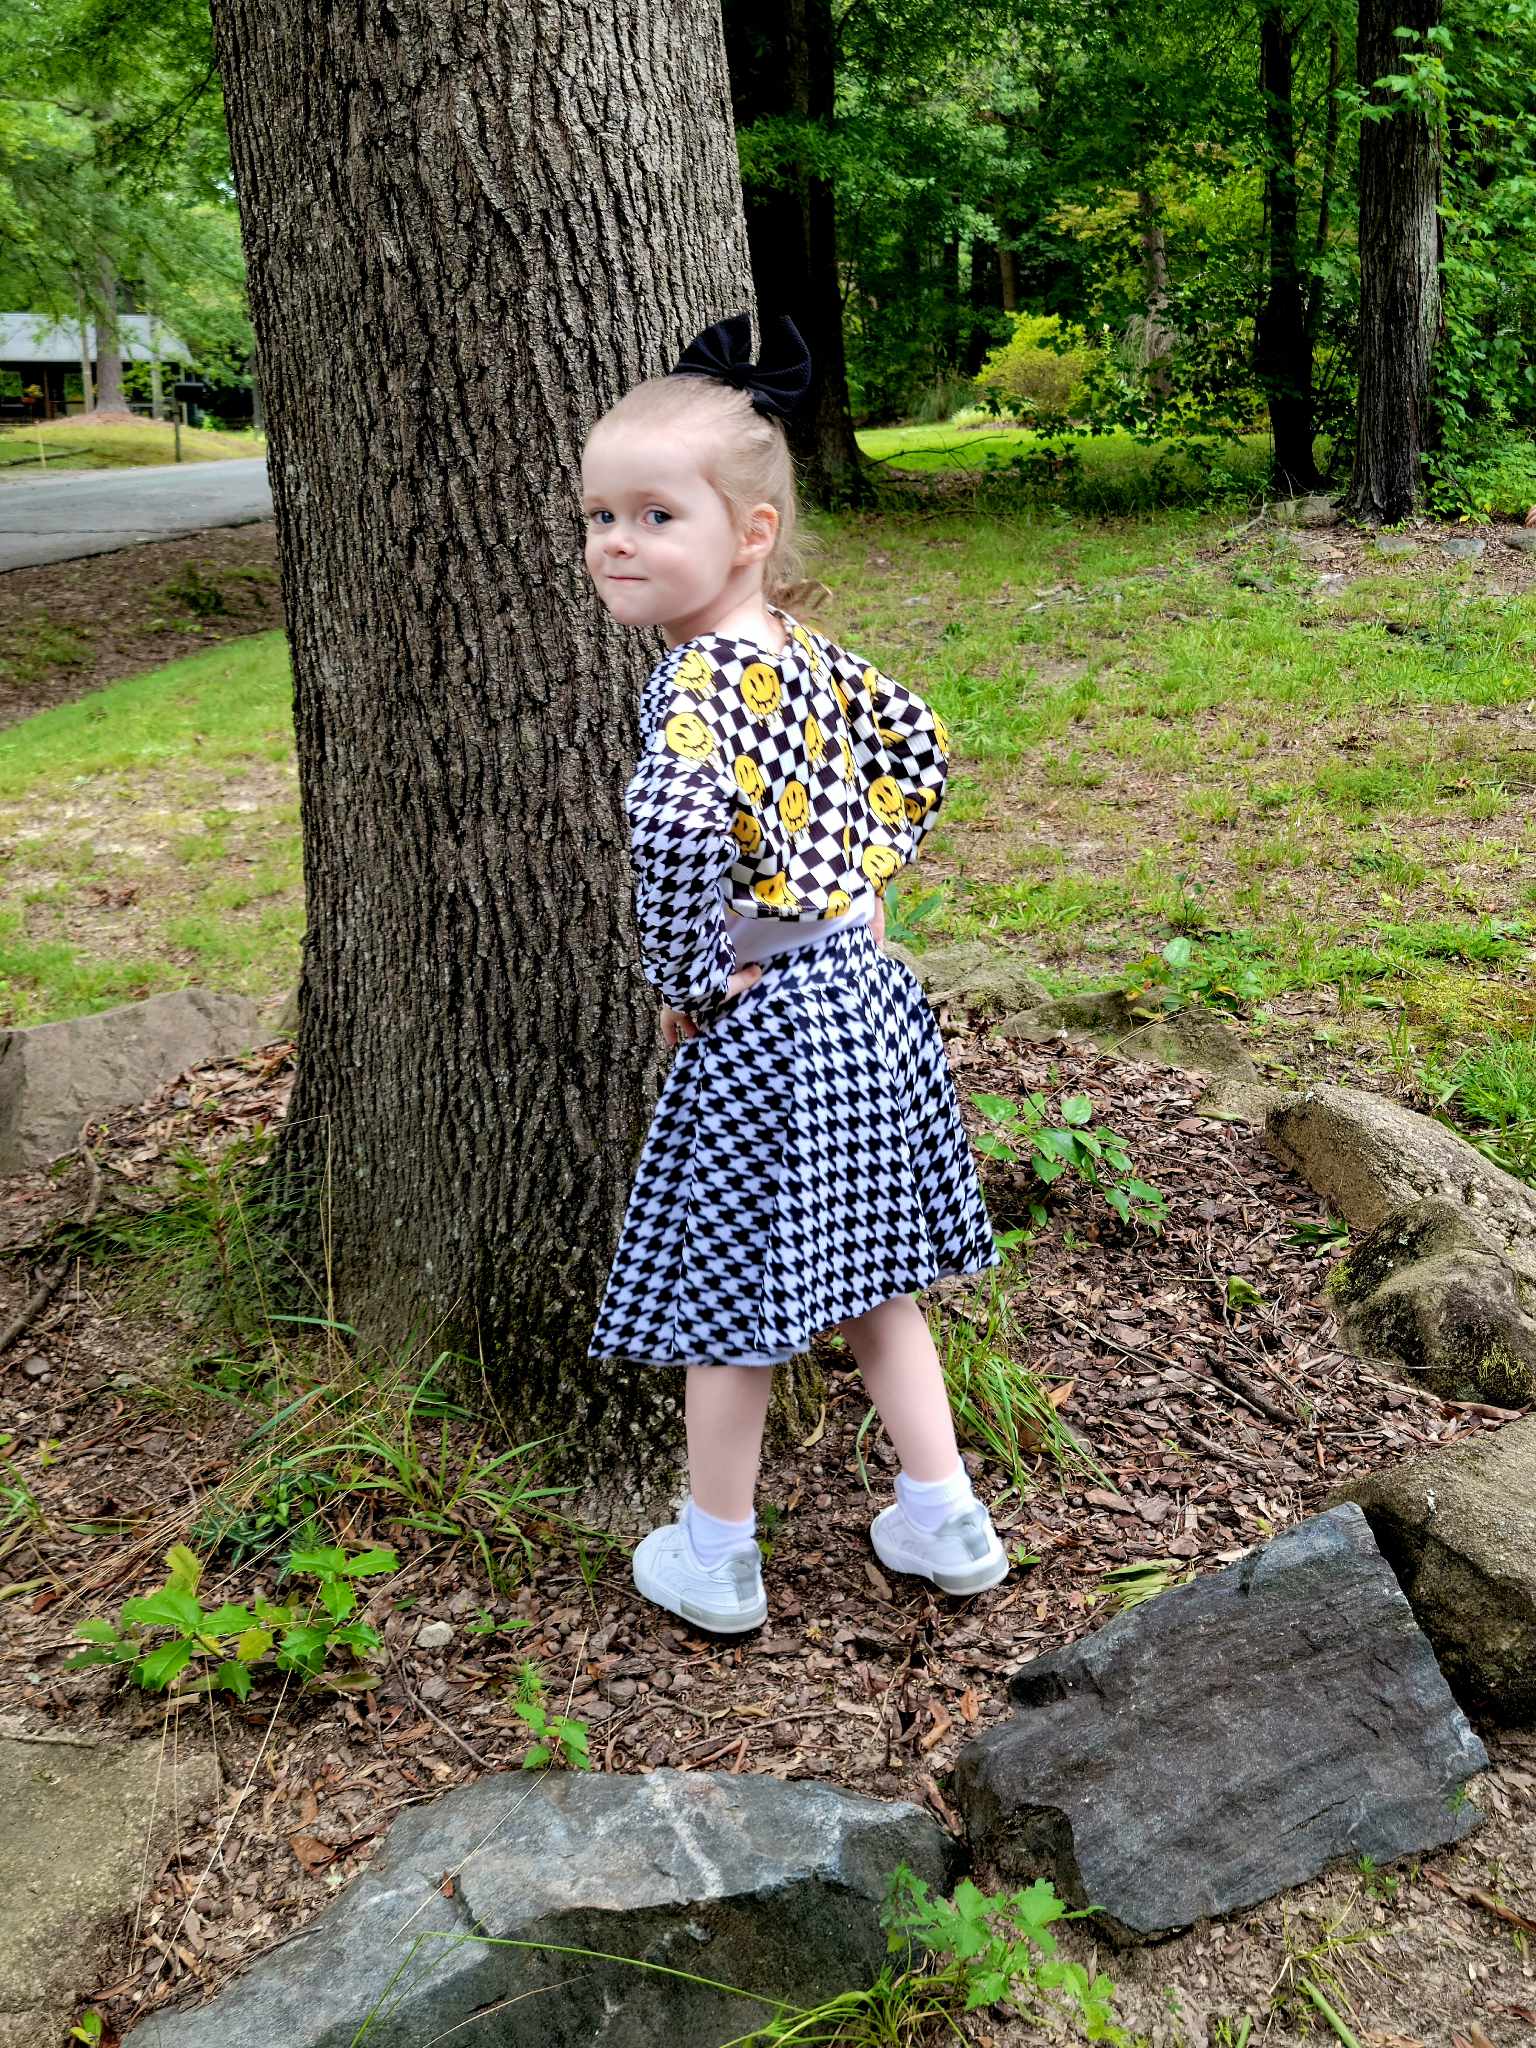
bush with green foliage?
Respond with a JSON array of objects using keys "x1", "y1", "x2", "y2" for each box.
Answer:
[{"x1": 974, "y1": 311, "x2": 1100, "y2": 424}]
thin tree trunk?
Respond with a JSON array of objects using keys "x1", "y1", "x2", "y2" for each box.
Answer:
[
  {"x1": 76, "y1": 279, "x2": 94, "y2": 413},
  {"x1": 722, "y1": 0, "x2": 873, "y2": 505},
  {"x1": 1343, "y1": 0, "x2": 1443, "y2": 523},
  {"x1": 1254, "y1": 3, "x2": 1321, "y2": 493},
  {"x1": 999, "y1": 245, "x2": 1020, "y2": 314},
  {"x1": 93, "y1": 252, "x2": 125, "y2": 411},
  {"x1": 1136, "y1": 187, "x2": 1174, "y2": 404},
  {"x1": 209, "y1": 0, "x2": 797, "y2": 1509},
  {"x1": 1307, "y1": 23, "x2": 1344, "y2": 343},
  {"x1": 966, "y1": 233, "x2": 1001, "y2": 375}
]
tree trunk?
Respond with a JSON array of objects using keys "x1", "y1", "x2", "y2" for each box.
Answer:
[
  {"x1": 1343, "y1": 0, "x2": 1443, "y2": 523},
  {"x1": 93, "y1": 253, "x2": 126, "y2": 412},
  {"x1": 1136, "y1": 187, "x2": 1174, "y2": 405},
  {"x1": 209, "y1": 0, "x2": 793, "y2": 1509},
  {"x1": 966, "y1": 234, "x2": 1001, "y2": 375},
  {"x1": 1254, "y1": 3, "x2": 1321, "y2": 493},
  {"x1": 76, "y1": 279, "x2": 94, "y2": 412},
  {"x1": 722, "y1": 0, "x2": 873, "y2": 505}
]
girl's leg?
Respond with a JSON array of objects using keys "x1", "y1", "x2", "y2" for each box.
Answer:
[
  {"x1": 835, "y1": 1294, "x2": 960, "y2": 1482},
  {"x1": 685, "y1": 1364, "x2": 774, "y2": 1521}
]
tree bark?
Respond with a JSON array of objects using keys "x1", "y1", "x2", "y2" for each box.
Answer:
[
  {"x1": 1136, "y1": 187, "x2": 1174, "y2": 405},
  {"x1": 1343, "y1": 0, "x2": 1443, "y2": 523},
  {"x1": 722, "y1": 0, "x2": 873, "y2": 504},
  {"x1": 93, "y1": 252, "x2": 126, "y2": 412},
  {"x1": 966, "y1": 232, "x2": 1001, "y2": 375},
  {"x1": 209, "y1": 0, "x2": 786, "y2": 1508},
  {"x1": 1254, "y1": 3, "x2": 1321, "y2": 494}
]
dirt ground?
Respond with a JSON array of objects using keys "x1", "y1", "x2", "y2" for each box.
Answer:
[
  {"x1": 0, "y1": 522, "x2": 283, "y2": 725},
  {"x1": 1, "y1": 1025, "x2": 1532, "y2": 2047}
]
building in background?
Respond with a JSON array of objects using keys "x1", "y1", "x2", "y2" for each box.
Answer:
[{"x1": 0, "y1": 313, "x2": 191, "y2": 422}]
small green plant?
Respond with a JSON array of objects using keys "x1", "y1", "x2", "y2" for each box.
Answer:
[
  {"x1": 935, "y1": 1282, "x2": 1101, "y2": 1498},
  {"x1": 1288, "y1": 1215, "x2": 1350, "y2": 1255},
  {"x1": 1211, "y1": 2019, "x2": 1254, "y2": 2048},
  {"x1": 1091, "y1": 1559, "x2": 1191, "y2": 1614},
  {"x1": 972, "y1": 1089, "x2": 1168, "y2": 1232},
  {"x1": 192, "y1": 1464, "x2": 341, "y2": 1566},
  {"x1": 508, "y1": 1662, "x2": 590, "y2": 1770},
  {"x1": 160, "y1": 562, "x2": 229, "y2": 616},
  {"x1": 881, "y1": 878, "x2": 946, "y2": 948},
  {"x1": 65, "y1": 1540, "x2": 396, "y2": 1697},
  {"x1": 0, "y1": 1433, "x2": 47, "y2": 1535},
  {"x1": 1355, "y1": 1854, "x2": 1399, "y2": 1903},
  {"x1": 68, "y1": 2013, "x2": 104, "y2": 2045},
  {"x1": 465, "y1": 1607, "x2": 533, "y2": 1639},
  {"x1": 1122, "y1": 934, "x2": 1267, "y2": 1014}
]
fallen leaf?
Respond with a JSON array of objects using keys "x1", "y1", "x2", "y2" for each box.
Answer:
[
  {"x1": 797, "y1": 1403, "x2": 827, "y2": 1449},
  {"x1": 959, "y1": 1685, "x2": 980, "y2": 1724},
  {"x1": 440, "y1": 1875, "x2": 455, "y2": 1898},
  {"x1": 296, "y1": 1785, "x2": 319, "y2": 1828},
  {"x1": 1048, "y1": 1379, "x2": 1076, "y2": 1411},
  {"x1": 920, "y1": 1707, "x2": 953, "y2": 1753},
  {"x1": 864, "y1": 1561, "x2": 893, "y2": 1602},
  {"x1": 288, "y1": 1832, "x2": 334, "y2": 1872}
]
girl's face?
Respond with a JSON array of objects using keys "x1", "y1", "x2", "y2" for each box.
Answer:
[{"x1": 581, "y1": 421, "x2": 774, "y2": 645}]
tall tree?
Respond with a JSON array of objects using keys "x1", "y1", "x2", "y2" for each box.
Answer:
[
  {"x1": 208, "y1": 0, "x2": 774, "y2": 1501},
  {"x1": 1254, "y1": 1, "x2": 1323, "y2": 491},
  {"x1": 1343, "y1": 0, "x2": 1445, "y2": 521}
]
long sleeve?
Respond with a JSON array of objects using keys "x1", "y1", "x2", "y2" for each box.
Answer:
[
  {"x1": 842, "y1": 658, "x2": 951, "y2": 867},
  {"x1": 625, "y1": 704, "x2": 739, "y2": 1013}
]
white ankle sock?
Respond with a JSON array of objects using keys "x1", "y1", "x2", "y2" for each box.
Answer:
[
  {"x1": 683, "y1": 1497, "x2": 757, "y2": 1569},
  {"x1": 895, "y1": 1462, "x2": 976, "y2": 1535}
]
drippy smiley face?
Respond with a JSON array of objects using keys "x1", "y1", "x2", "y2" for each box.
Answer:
[
  {"x1": 731, "y1": 809, "x2": 763, "y2": 855},
  {"x1": 740, "y1": 663, "x2": 782, "y2": 718},
  {"x1": 861, "y1": 843, "x2": 901, "y2": 891},
  {"x1": 665, "y1": 712, "x2": 716, "y2": 761},
  {"x1": 823, "y1": 888, "x2": 852, "y2": 919},
  {"x1": 753, "y1": 871, "x2": 801, "y2": 911},
  {"x1": 734, "y1": 755, "x2": 767, "y2": 804},
  {"x1": 803, "y1": 712, "x2": 826, "y2": 765},
  {"x1": 778, "y1": 779, "x2": 810, "y2": 835},
  {"x1": 676, "y1": 649, "x2": 716, "y2": 695},
  {"x1": 868, "y1": 775, "x2": 905, "y2": 830}
]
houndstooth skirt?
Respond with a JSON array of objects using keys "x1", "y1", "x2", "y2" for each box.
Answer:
[{"x1": 589, "y1": 925, "x2": 999, "y2": 1368}]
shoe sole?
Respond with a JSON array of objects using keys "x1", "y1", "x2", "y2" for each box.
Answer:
[
  {"x1": 632, "y1": 1552, "x2": 768, "y2": 1636},
  {"x1": 871, "y1": 1517, "x2": 1010, "y2": 1598}
]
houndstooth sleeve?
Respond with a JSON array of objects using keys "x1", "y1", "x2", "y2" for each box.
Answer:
[{"x1": 624, "y1": 692, "x2": 738, "y2": 1014}]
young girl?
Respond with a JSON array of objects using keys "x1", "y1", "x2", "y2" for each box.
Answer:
[{"x1": 583, "y1": 313, "x2": 1007, "y2": 1634}]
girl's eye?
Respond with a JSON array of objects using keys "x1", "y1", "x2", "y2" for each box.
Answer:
[
  {"x1": 643, "y1": 508, "x2": 672, "y2": 526},
  {"x1": 589, "y1": 510, "x2": 614, "y2": 525}
]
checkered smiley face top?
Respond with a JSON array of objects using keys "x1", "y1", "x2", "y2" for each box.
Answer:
[{"x1": 623, "y1": 606, "x2": 953, "y2": 1017}]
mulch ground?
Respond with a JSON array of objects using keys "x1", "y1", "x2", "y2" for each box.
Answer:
[
  {"x1": 3, "y1": 1018, "x2": 1534, "y2": 2045},
  {"x1": 0, "y1": 521, "x2": 283, "y2": 726}
]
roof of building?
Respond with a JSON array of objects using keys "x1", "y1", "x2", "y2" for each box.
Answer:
[{"x1": 0, "y1": 312, "x2": 190, "y2": 365}]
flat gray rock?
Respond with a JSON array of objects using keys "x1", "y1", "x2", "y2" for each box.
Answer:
[
  {"x1": 1373, "y1": 535, "x2": 1418, "y2": 558},
  {"x1": 1115, "y1": 1004, "x2": 1259, "y2": 1082},
  {"x1": 1441, "y1": 535, "x2": 1486, "y2": 560},
  {"x1": 952, "y1": 1506, "x2": 1486, "y2": 1942},
  {"x1": 1336, "y1": 1417, "x2": 1536, "y2": 1722},
  {"x1": 0, "y1": 1724, "x2": 219, "y2": 2048},
  {"x1": 901, "y1": 941, "x2": 1048, "y2": 1021},
  {"x1": 0, "y1": 989, "x2": 261, "y2": 1171},
  {"x1": 124, "y1": 1770, "x2": 960, "y2": 2048},
  {"x1": 1505, "y1": 529, "x2": 1536, "y2": 554}
]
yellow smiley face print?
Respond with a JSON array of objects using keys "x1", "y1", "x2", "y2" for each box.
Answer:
[
  {"x1": 734, "y1": 755, "x2": 767, "y2": 804},
  {"x1": 740, "y1": 663, "x2": 782, "y2": 718},
  {"x1": 861, "y1": 843, "x2": 902, "y2": 892},
  {"x1": 731, "y1": 809, "x2": 763, "y2": 855},
  {"x1": 803, "y1": 712, "x2": 826, "y2": 765},
  {"x1": 676, "y1": 649, "x2": 716, "y2": 695},
  {"x1": 933, "y1": 712, "x2": 952, "y2": 755},
  {"x1": 839, "y1": 737, "x2": 856, "y2": 784},
  {"x1": 904, "y1": 792, "x2": 933, "y2": 824},
  {"x1": 823, "y1": 889, "x2": 852, "y2": 919},
  {"x1": 877, "y1": 724, "x2": 903, "y2": 746},
  {"x1": 868, "y1": 775, "x2": 905, "y2": 830},
  {"x1": 791, "y1": 623, "x2": 819, "y2": 665},
  {"x1": 831, "y1": 675, "x2": 851, "y2": 717},
  {"x1": 778, "y1": 779, "x2": 810, "y2": 835},
  {"x1": 861, "y1": 666, "x2": 881, "y2": 702},
  {"x1": 665, "y1": 712, "x2": 716, "y2": 761},
  {"x1": 753, "y1": 872, "x2": 801, "y2": 912}
]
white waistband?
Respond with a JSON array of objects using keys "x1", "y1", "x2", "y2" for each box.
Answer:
[{"x1": 722, "y1": 895, "x2": 875, "y2": 967}]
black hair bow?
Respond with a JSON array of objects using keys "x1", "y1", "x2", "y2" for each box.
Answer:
[{"x1": 669, "y1": 312, "x2": 812, "y2": 423}]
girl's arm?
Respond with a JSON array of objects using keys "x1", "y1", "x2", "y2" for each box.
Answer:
[{"x1": 625, "y1": 710, "x2": 739, "y2": 1015}]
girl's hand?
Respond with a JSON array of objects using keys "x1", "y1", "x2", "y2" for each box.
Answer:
[
  {"x1": 871, "y1": 893, "x2": 887, "y2": 948},
  {"x1": 660, "y1": 963, "x2": 763, "y2": 1046}
]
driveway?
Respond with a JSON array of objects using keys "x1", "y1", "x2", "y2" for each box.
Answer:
[{"x1": 0, "y1": 458, "x2": 274, "y2": 572}]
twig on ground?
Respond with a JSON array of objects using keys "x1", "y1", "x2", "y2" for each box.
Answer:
[{"x1": 387, "y1": 1647, "x2": 497, "y2": 1773}]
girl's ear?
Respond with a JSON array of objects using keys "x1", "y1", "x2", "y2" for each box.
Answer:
[{"x1": 737, "y1": 501, "x2": 780, "y2": 563}]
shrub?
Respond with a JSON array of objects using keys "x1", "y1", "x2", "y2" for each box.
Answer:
[{"x1": 974, "y1": 312, "x2": 1100, "y2": 423}]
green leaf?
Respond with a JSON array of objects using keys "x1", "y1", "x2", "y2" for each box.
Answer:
[
  {"x1": 1104, "y1": 1186, "x2": 1132, "y2": 1221},
  {"x1": 1226, "y1": 1275, "x2": 1265, "y2": 1309},
  {"x1": 65, "y1": 1647, "x2": 124, "y2": 1670},
  {"x1": 215, "y1": 1659, "x2": 253, "y2": 1700},
  {"x1": 1060, "y1": 1094, "x2": 1094, "y2": 1125},
  {"x1": 1030, "y1": 1151, "x2": 1067, "y2": 1184},
  {"x1": 970, "y1": 1092, "x2": 1018, "y2": 1125},
  {"x1": 522, "y1": 1744, "x2": 552, "y2": 1769},
  {"x1": 337, "y1": 1546, "x2": 397, "y2": 1577},
  {"x1": 202, "y1": 1603, "x2": 258, "y2": 1636},
  {"x1": 319, "y1": 1578, "x2": 356, "y2": 1622},
  {"x1": 73, "y1": 1618, "x2": 124, "y2": 1646},
  {"x1": 235, "y1": 1627, "x2": 273, "y2": 1663},
  {"x1": 163, "y1": 1545, "x2": 204, "y2": 1595},
  {"x1": 275, "y1": 1625, "x2": 329, "y2": 1676},
  {"x1": 137, "y1": 1638, "x2": 194, "y2": 1690},
  {"x1": 973, "y1": 1132, "x2": 1017, "y2": 1161},
  {"x1": 122, "y1": 1587, "x2": 202, "y2": 1632},
  {"x1": 288, "y1": 1545, "x2": 347, "y2": 1577}
]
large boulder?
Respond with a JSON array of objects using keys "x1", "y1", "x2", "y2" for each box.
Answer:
[
  {"x1": 1265, "y1": 1083, "x2": 1536, "y2": 1241},
  {"x1": 0, "y1": 1724, "x2": 220, "y2": 2048},
  {"x1": 123, "y1": 1770, "x2": 960, "y2": 2048},
  {"x1": 1326, "y1": 1198, "x2": 1536, "y2": 1408},
  {"x1": 1334, "y1": 1418, "x2": 1536, "y2": 1723},
  {"x1": 0, "y1": 989, "x2": 262, "y2": 1171},
  {"x1": 952, "y1": 1506, "x2": 1486, "y2": 1943},
  {"x1": 899, "y1": 941, "x2": 1049, "y2": 1020}
]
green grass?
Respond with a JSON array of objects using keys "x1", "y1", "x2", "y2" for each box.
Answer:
[
  {"x1": 0, "y1": 631, "x2": 300, "y2": 1025},
  {"x1": 0, "y1": 417, "x2": 265, "y2": 472}
]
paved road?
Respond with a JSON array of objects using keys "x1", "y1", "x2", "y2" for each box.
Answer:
[{"x1": 0, "y1": 457, "x2": 273, "y2": 572}]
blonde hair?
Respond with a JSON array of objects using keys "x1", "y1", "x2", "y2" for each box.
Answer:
[{"x1": 588, "y1": 372, "x2": 829, "y2": 617}]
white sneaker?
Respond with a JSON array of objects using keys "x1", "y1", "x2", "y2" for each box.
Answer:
[
  {"x1": 871, "y1": 1501, "x2": 1009, "y2": 1596},
  {"x1": 632, "y1": 1519, "x2": 768, "y2": 1635}
]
